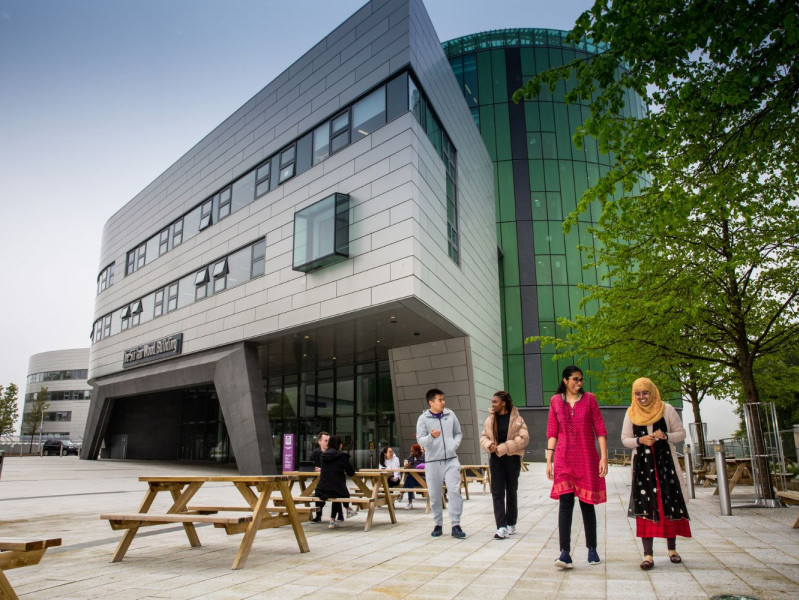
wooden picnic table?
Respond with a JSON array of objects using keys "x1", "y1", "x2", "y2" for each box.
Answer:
[
  {"x1": 0, "y1": 537, "x2": 62, "y2": 600},
  {"x1": 284, "y1": 470, "x2": 398, "y2": 531},
  {"x1": 776, "y1": 490, "x2": 799, "y2": 528},
  {"x1": 100, "y1": 474, "x2": 310, "y2": 570},
  {"x1": 459, "y1": 465, "x2": 491, "y2": 500}
]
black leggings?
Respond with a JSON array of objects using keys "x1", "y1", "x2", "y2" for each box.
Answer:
[
  {"x1": 558, "y1": 492, "x2": 597, "y2": 551},
  {"x1": 642, "y1": 537, "x2": 676, "y2": 555}
]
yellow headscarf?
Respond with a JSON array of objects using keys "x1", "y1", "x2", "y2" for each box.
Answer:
[{"x1": 627, "y1": 377, "x2": 665, "y2": 426}]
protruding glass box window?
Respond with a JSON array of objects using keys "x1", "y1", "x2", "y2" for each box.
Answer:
[{"x1": 292, "y1": 193, "x2": 350, "y2": 273}]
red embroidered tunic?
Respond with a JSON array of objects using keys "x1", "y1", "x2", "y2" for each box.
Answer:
[{"x1": 547, "y1": 392, "x2": 608, "y2": 504}]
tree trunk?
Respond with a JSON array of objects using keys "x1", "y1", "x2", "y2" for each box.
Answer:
[
  {"x1": 690, "y1": 402, "x2": 705, "y2": 461},
  {"x1": 739, "y1": 360, "x2": 775, "y2": 501}
]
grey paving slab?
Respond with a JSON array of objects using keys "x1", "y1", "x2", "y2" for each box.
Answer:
[{"x1": 1, "y1": 455, "x2": 798, "y2": 599}]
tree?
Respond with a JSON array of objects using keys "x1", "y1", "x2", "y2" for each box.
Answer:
[
  {"x1": 22, "y1": 387, "x2": 49, "y2": 453},
  {"x1": 0, "y1": 384, "x2": 20, "y2": 436},
  {"x1": 516, "y1": 0, "x2": 799, "y2": 500}
]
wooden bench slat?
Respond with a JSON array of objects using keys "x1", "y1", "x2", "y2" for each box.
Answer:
[
  {"x1": 293, "y1": 496, "x2": 372, "y2": 504},
  {"x1": 101, "y1": 513, "x2": 253, "y2": 525},
  {"x1": 0, "y1": 538, "x2": 61, "y2": 552}
]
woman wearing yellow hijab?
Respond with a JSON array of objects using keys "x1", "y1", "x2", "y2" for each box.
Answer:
[{"x1": 621, "y1": 378, "x2": 691, "y2": 570}]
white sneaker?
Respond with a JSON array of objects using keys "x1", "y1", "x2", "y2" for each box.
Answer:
[
  {"x1": 405, "y1": 502, "x2": 413, "y2": 510},
  {"x1": 328, "y1": 520, "x2": 339, "y2": 529},
  {"x1": 346, "y1": 507, "x2": 357, "y2": 518},
  {"x1": 506, "y1": 525, "x2": 516, "y2": 535},
  {"x1": 494, "y1": 527, "x2": 509, "y2": 539}
]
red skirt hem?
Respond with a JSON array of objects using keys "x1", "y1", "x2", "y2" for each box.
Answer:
[{"x1": 550, "y1": 480, "x2": 606, "y2": 505}]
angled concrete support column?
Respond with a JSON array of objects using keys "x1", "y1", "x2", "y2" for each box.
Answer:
[
  {"x1": 80, "y1": 389, "x2": 114, "y2": 460},
  {"x1": 213, "y1": 343, "x2": 276, "y2": 475}
]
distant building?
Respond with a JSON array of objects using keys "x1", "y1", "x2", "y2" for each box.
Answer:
[{"x1": 23, "y1": 349, "x2": 91, "y2": 441}]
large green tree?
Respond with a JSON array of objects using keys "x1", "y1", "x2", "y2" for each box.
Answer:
[
  {"x1": 516, "y1": 0, "x2": 799, "y2": 499},
  {"x1": 0, "y1": 383, "x2": 20, "y2": 436}
]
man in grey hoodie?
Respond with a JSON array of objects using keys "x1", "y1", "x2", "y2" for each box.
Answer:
[{"x1": 416, "y1": 388, "x2": 466, "y2": 538}]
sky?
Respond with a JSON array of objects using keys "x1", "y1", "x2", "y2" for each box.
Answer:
[{"x1": 0, "y1": 0, "x2": 740, "y2": 440}]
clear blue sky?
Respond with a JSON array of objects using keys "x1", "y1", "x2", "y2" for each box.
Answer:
[{"x1": 0, "y1": 0, "x2": 739, "y2": 439}]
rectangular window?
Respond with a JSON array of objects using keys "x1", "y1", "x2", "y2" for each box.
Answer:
[
  {"x1": 131, "y1": 299, "x2": 142, "y2": 326},
  {"x1": 251, "y1": 239, "x2": 265, "y2": 278},
  {"x1": 195, "y1": 268, "x2": 209, "y2": 300},
  {"x1": 212, "y1": 259, "x2": 228, "y2": 294},
  {"x1": 154, "y1": 289, "x2": 164, "y2": 317},
  {"x1": 102, "y1": 315, "x2": 111, "y2": 338},
  {"x1": 125, "y1": 250, "x2": 135, "y2": 275},
  {"x1": 330, "y1": 111, "x2": 350, "y2": 154},
  {"x1": 120, "y1": 305, "x2": 131, "y2": 331},
  {"x1": 218, "y1": 187, "x2": 232, "y2": 220},
  {"x1": 352, "y1": 87, "x2": 386, "y2": 139},
  {"x1": 255, "y1": 161, "x2": 270, "y2": 197},
  {"x1": 278, "y1": 145, "x2": 296, "y2": 183},
  {"x1": 172, "y1": 218, "x2": 183, "y2": 247},
  {"x1": 313, "y1": 122, "x2": 330, "y2": 165},
  {"x1": 231, "y1": 170, "x2": 256, "y2": 212},
  {"x1": 199, "y1": 200, "x2": 213, "y2": 230},
  {"x1": 167, "y1": 283, "x2": 178, "y2": 312},
  {"x1": 293, "y1": 193, "x2": 350, "y2": 273},
  {"x1": 159, "y1": 228, "x2": 170, "y2": 256},
  {"x1": 108, "y1": 263, "x2": 115, "y2": 287}
]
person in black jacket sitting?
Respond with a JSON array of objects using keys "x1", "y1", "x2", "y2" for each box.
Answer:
[
  {"x1": 309, "y1": 431, "x2": 330, "y2": 523},
  {"x1": 315, "y1": 435, "x2": 357, "y2": 528}
]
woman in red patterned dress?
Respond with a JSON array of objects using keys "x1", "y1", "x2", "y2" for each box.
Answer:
[
  {"x1": 621, "y1": 377, "x2": 691, "y2": 570},
  {"x1": 546, "y1": 366, "x2": 608, "y2": 569}
]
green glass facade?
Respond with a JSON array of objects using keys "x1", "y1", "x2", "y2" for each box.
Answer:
[{"x1": 444, "y1": 29, "x2": 645, "y2": 406}]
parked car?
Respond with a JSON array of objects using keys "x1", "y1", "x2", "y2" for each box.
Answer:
[{"x1": 42, "y1": 439, "x2": 80, "y2": 456}]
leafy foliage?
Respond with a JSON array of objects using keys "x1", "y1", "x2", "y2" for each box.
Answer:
[{"x1": 0, "y1": 383, "x2": 20, "y2": 436}]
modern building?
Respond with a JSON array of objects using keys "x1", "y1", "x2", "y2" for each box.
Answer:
[
  {"x1": 82, "y1": 0, "x2": 502, "y2": 473},
  {"x1": 444, "y1": 29, "x2": 659, "y2": 451},
  {"x1": 23, "y1": 349, "x2": 91, "y2": 441}
]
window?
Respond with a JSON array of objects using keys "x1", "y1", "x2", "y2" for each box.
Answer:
[
  {"x1": 131, "y1": 299, "x2": 143, "y2": 326},
  {"x1": 330, "y1": 111, "x2": 350, "y2": 154},
  {"x1": 199, "y1": 200, "x2": 213, "y2": 230},
  {"x1": 352, "y1": 87, "x2": 386, "y2": 139},
  {"x1": 255, "y1": 161, "x2": 270, "y2": 197},
  {"x1": 125, "y1": 250, "x2": 136, "y2": 275},
  {"x1": 167, "y1": 283, "x2": 178, "y2": 312},
  {"x1": 218, "y1": 187, "x2": 231, "y2": 220},
  {"x1": 172, "y1": 218, "x2": 183, "y2": 246},
  {"x1": 120, "y1": 305, "x2": 131, "y2": 330},
  {"x1": 212, "y1": 259, "x2": 228, "y2": 294},
  {"x1": 278, "y1": 145, "x2": 296, "y2": 183},
  {"x1": 102, "y1": 315, "x2": 111, "y2": 339},
  {"x1": 154, "y1": 289, "x2": 164, "y2": 317},
  {"x1": 194, "y1": 268, "x2": 209, "y2": 300},
  {"x1": 97, "y1": 263, "x2": 115, "y2": 295},
  {"x1": 159, "y1": 228, "x2": 170, "y2": 256},
  {"x1": 313, "y1": 122, "x2": 330, "y2": 165},
  {"x1": 251, "y1": 240, "x2": 266, "y2": 278},
  {"x1": 136, "y1": 243, "x2": 146, "y2": 269},
  {"x1": 293, "y1": 193, "x2": 350, "y2": 273}
]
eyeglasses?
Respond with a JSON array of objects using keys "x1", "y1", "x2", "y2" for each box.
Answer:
[{"x1": 569, "y1": 377, "x2": 584, "y2": 382}]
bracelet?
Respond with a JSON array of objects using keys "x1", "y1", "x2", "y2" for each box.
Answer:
[{"x1": 546, "y1": 448, "x2": 555, "y2": 452}]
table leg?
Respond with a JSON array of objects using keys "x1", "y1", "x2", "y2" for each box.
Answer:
[
  {"x1": 110, "y1": 486, "x2": 158, "y2": 562},
  {"x1": 232, "y1": 481, "x2": 274, "y2": 570},
  {"x1": 277, "y1": 481, "x2": 310, "y2": 554},
  {"x1": 0, "y1": 569, "x2": 19, "y2": 600},
  {"x1": 381, "y1": 474, "x2": 397, "y2": 525},
  {"x1": 169, "y1": 484, "x2": 203, "y2": 548},
  {"x1": 461, "y1": 470, "x2": 470, "y2": 501}
]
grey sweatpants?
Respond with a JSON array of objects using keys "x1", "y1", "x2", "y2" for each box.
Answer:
[{"x1": 426, "y1": 457, "x2": 463, "y2": 527}]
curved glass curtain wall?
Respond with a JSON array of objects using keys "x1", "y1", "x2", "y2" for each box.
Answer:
[{"x1": 444, "y1": 29, "x2": 645, "y2": 405}]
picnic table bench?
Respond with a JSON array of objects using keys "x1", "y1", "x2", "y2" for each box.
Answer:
[
  {"x1": 100, "y1": 474, "x2": 310, "y2": 570},
  {"x1": 459, "y1": 465, "x2": 490, "y2": 499},
  {"x1": 0, "y1": 537, "x2": 62, "y2": 600},
  {"x1": 283, "y1": 470, "x2": 397, "y2": 531},
  {"x1": 776, "y1": 490, "x2": 799, "y2": 528}
]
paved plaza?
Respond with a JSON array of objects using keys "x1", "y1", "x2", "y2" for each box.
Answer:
[{"x1": 0, "y1": 456, "x2": 797, "y2": 599}]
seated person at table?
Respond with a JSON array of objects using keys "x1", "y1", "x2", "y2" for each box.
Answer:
[
  {"x1": 315, "y1": 435, "x2": 357, "y2": 528},
  {"x1": 380, "y1": 447, "x2": 401, "y2": 488},
  {"x1": 402, "y1": 443, "x2": 426, "y2": 510}
]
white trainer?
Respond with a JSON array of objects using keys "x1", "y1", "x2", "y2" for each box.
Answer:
[
  {"x1": 346, "y1": 507, "x2": 357, "y2": 518},
  {"x1": 494, "y1": 527, "x2": 509, "y2": 539},
  {"x1": 506, "y1": 525, "x2": 516, "y2": 535},
  {"x1": 405, "y1": 501, "x2": 413, "y2": 510}
]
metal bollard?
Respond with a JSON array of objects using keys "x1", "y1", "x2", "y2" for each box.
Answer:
[
  {"x1": 714, "y1": 440, "x2": 732, "y2": 516},
  {"x1": 684, "y1": 444, "x2": 695, "y2": 500}
]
